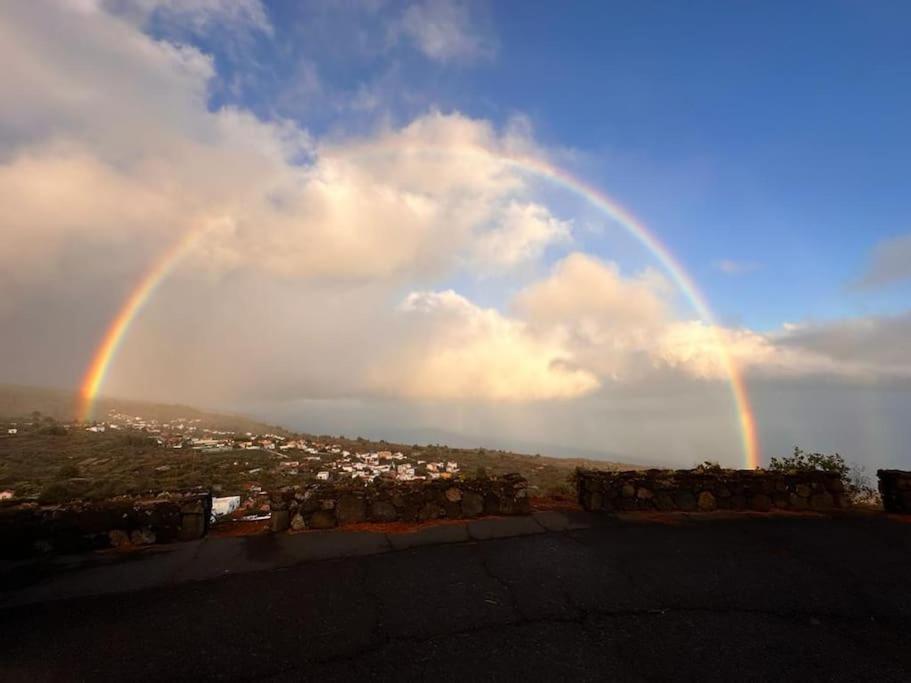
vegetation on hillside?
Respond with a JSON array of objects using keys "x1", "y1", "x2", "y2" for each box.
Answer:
[
  {"x1": 0, "y1": 419, "x2": 634, "y2": 504},
  {"x1": 769, "y1": 446, "x2": 879, "y2": 505},
  {"x1": 0, "y1": 384, "x2": 282, "y2": 435}
]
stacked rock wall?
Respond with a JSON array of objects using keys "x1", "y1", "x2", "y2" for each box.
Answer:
[
  {"x1": 878, "y1": 470, "x2": 911, "y2": 514},
  {"x1": 577, "y1": 469, "x2": 848, "y2": 513},
  {"x1": 270, "y1": 474, "x2": 529, "y2": 532},
  {"x1": 0, "y1": 493, "x2": 212, "y2": 559}
]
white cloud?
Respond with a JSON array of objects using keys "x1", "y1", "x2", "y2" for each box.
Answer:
[
  {"x1": 368, "y1": 290, "x2": 600, "y2": 401},
  {"x1": 772, "y1": 314, "x2": 911, "y2": 378},
  {"x1": 0, "y1": 145, "x2": 183, "y2": 286},
  {"x1": 395, "y1": 0, "x2": 495, "y2": 64},
  {"x1": 514, "y1": 253, "x2": 672, "y2": 380},
  {"x1": 0, "y1": 3, "x2": 566, "y2": 286},
  {"x1": 104, "y1": 0, "x2": 273, "y2": 36},
  {"x1": 472, "y1": 202, "x2": 572, "y2": 270},
  {"x1": 511, "y1": 253, "x2": 908, "y2": 385},
  {"x1": 3, "y1": 0, "x2": 911, "y2": 464},
  {"x1": 855, "y1": 233, "x2": 911, "y2": 289}
]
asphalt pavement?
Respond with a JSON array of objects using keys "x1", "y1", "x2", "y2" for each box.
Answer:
[{"x1": 2, "y1": 511, "x2": 910, "y2": 681}]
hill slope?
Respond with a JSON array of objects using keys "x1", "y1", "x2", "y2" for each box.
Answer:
[
  {"x1": 0, "y1": 384, "x2": 281, "y2": 435},
  {"x1": 0, "y1": 384, "x2": 640, "y2": 502}
]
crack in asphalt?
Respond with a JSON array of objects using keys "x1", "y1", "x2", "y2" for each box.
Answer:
[
  {"x1": 7, "y1": 515, "x2": 911, "y2": 681},
  {"x1": 474, "y1": 543, "x2": 527, "y2": 620},
  {"x1": 250, "y1": 599, "x2": 910, "y2": 681},
  {"x1": 247, "y1": 533, "x2": 911, "y2": 682}
]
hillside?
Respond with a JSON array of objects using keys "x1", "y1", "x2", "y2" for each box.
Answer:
[
  {"x1": 0, "y1": 384, "x2": 640, "y2": 503},
  {"x1": 0, "y1": 384, "x2": 282, "y2": 435}
]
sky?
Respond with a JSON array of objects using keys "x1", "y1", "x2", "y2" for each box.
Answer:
[{"x1": 1, "y1": 0, "x2": 910, "y2": 469}]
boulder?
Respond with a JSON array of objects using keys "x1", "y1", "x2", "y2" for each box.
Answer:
[
  {"x1": 179, "y1": 498, "x2": 207, "y2": 515},
  {"x1": 290, "y1": 513, "x2": 307, "y2": 531},
  {"x1": 582, "y1": 491, "x2": 602, "y2": 511},
  {"x1": 484, "y1": 494, "x2": 502, "y2": 515},
  {"x1": 674, "y1": 491, "x2": 697, "y2": 511},
  {"x1": 461, "y1": 492, "x2": 484, "y2": 517},
  {"x1": 130, "y1": 527, "x2": 156, "y2": 546},
  {"x1": 654, "y1": 493, "x2": 675, "y2": 511},
  {"x1": 729, "y1": 495, "x2": 747, "y2": 510},
  {"x1": 336, "y1": 495, "x2": 366, "y2": 525},
  {"x1": 445, "y1": 487, "x2": 463, "y2": 503},
  {"x1": 108, "y1": 529, "x2": 130, "y2": 547},
  {"x1": 309, "y1": 510, "x2": 336, "y2": 529},
  {"x1": 369, "y1": 501, "x2": 398, "y2": 522},
  {"x1": 697, "y1": 491, "x2": 716, "y2": 511},
  {"x1": 418, "y1": 502, "x2": 444, "y2": 521},
  {"x1": 750, "y1": 494, "x2": 772, "y2": 512},
  {"x1": 442, "y1": 501, "x2": 462, "y2": 518},
  {"x1": 271, "y1": 509, "x2": 291, "y2": 533},
  {"x1": 810, "y1": 492, "x2": 834, "y2": 510},
  {"x1": 179, "y1": 513, "x2": 206, "y2": 541},
  {"x1": 789, "y1": 493, "x2": 808, "y2": 510}
]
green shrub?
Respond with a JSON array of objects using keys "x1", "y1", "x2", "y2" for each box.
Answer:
[
  {"x1": 39, "y1": 425, "x2": 68, "y2": 436},
  {"x1": 769, "y1": 446, "x2": 878, "y2": 505},
  {"x1": 55, "y1": 463, "x2": 81, "y2": 479},
  {"x1": 769, "y1": 447, "x2": 848, "y2": 476},
  {"x1": 39, "y1": 480, "x2": 87, "y2": 504},
  {"x1": 121, "y1": 434, "x2": 158, "y2": 448}
]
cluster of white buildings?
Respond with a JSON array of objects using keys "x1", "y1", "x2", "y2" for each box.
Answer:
[
  {"x1": 75, "y1": 411, "x2": 463, "y2": 486},
  {"x1": 309, "y1": 448, "x2": 461, "y2": 483},
  {"x1": 269, "y1": 439, "x2": 462, "y2": 484}
]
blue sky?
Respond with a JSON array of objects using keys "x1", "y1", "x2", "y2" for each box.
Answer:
[
  {"x1": 156, "y1": 0, "x2": 911, "y2": 330},
  {"x1": 3, "y1": 1, "x2": 911, "y2": 466}
]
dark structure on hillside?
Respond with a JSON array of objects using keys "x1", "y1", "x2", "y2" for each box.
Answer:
[
  {"x1": 577, "y1": 468, "x2": 849, "y2": 513},
  {"x1": 0, "y1": 493, "x2": 212, "y2": 559},
  {"x1": 878, "y1": 469, "x2": 911, "y2": 514},
  {"x1": 270, "y1": 474, "x2": 530, "y2": 532}
]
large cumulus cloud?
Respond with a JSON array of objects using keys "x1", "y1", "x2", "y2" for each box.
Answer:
[{"x1": 2, "y1": 1, "x2": 910, "y2": 467}]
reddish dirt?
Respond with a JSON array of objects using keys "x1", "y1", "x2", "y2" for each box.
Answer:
[
  {"x1": 885, "y1": 513, "x2": 911, "y2": 524},
  {"x1": 290, "y1": 516, "x2": 486, "y2": 536},
  {"x1": 529, "y1": 496, "x2": 581, "y2": 511},
  {"x1": 210, "y1": 519, "x2": 271, "y2": 537}
]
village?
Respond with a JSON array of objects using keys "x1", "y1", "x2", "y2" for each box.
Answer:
[
  {"x1": 84, "y1": 410, "x2": 463, "y2": 485},
  {"x1": 2, "y1": 410, "x2": 465, "y2": 520}
]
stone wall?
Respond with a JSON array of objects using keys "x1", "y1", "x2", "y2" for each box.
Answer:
[
  {"x1": 577, "y1": 468, "x2": 848, "y2": 513},
  {"x1": 878, "y1": 470, "x2": 911, "y2": 514},
  {"x1": 270, "y1": 474, "x2": 529, "y2": 532},
  {"x1": 0, "y1": 493, "x2": 212, "y2": 559}
]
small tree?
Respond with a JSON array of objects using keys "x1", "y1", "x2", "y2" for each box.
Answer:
[
  {"x1": 769, "y1": 446, "x2": 878, "y2": 505},
  {"x1": 769, "y1": 446, "x2": 849, "y2": 477}
]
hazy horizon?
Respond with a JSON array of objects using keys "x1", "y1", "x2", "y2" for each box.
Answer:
[{"x1": 2, "y1": 2, "x2": 910, "y2": 470}]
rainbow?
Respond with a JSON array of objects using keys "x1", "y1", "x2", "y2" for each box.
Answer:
[
  {"x1": 78, "y1": 228, "x2": 205, "y2": 423},
  {"x1": 78, "y1": 145, "x2": 760, "y2": 468}
]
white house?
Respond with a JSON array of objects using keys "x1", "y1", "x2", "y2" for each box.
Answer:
[{"x1": 212, "y1": 496, "x2": 241, "y2": 517}]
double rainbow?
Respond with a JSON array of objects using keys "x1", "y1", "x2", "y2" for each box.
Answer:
[{"x1": 79, "y1": 147, "x2": 760, "y2": 468}]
